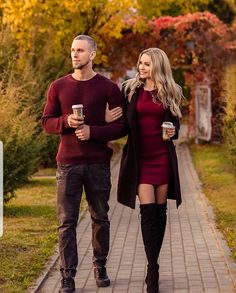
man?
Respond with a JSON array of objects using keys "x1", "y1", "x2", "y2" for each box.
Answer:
[{"x1": 42, "y1": 35, "x2": 126, "y2": 293}]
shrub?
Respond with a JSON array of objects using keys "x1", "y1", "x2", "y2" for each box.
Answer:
[
  {"x1": 223, "y1": 63, "x2": 236, "y2": 173},
  {"x1": 39, "y1": 135, "x2": 59, "y2": 168},
  {"x1": 0, "y1": 22, "x2": 44, "y2": 202},
  {"x1": 0, "y1": 70, "x2": 41, "y2": 203}
]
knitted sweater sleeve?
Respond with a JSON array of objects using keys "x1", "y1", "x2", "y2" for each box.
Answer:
[
  {"x1": 89, "y1": 83, "x2": 128, "y2": 141},
  {"x1": 41, "y1": 83, "x2": 70, "y2": 134}
]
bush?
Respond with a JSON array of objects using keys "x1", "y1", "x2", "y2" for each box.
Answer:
[
  {"x1": 0, "y1": 22, "x2": 44, "y2": 202},
  {"x1": 39, "y1": 135, "x2": 59, "y2": 168},
  {"x1": 223, "y1": 63, "x2": 236, "y2": 173},
  {"x1": 0, "y1": 70, "x2": 41, "y2": 203}
]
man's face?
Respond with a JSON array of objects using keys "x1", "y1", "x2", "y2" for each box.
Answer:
[{"x1": 71, "y1": 39, "x2": 95, "y2": 70}]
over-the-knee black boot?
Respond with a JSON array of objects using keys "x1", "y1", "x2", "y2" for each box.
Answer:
[
  {"x1": 140, "y1": 203, "x2": 159, "y2": 293},
  {"x1": 140, "y1": 203, "x2": 167, "y2": 293},
  {"x1": 155, "y1": 202, "x2": 167, "y2": 256}
]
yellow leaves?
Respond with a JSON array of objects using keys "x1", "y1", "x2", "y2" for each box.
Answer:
[
  {"x1": 1, "y1": 0, "x2": 139, "y2": 68},
  {"x1": 63, "y1": 0, "x2": 87, "y2": 11},
  {"x1": 92, "y1": 0, "x2": 138, "y2": 38},
  {"x1": 224, "y1": 64, "x2": 236, "y2": 118}
]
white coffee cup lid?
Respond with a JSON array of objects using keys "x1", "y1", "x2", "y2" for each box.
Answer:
[
  {"x1": 72, "y1": 104, "x2": 83, "y2": 108},
  {"x1": 161, "y1": 122, "x2": 174, "y2": 128}
]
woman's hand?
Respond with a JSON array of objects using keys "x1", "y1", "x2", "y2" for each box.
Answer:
[
  {"x1": 105, "y1": 103, "x2": 123, "y2": 123},
  {"x1": 167, "y1": 127, "x2": 176, "y2": 138}
]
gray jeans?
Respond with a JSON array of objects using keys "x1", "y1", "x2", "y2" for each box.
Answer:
[{"x1": 56, "y1": 163, "x2": 111, "y2": 275}]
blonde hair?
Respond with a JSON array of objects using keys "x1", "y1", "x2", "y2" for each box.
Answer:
[{"x1": 124, "y1": 48, "x2": 183, "y2": 118}]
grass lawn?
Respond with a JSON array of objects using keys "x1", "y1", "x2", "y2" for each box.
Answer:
[
  {"x1": 33, "y1": 168, "x2": 57, "y2": 177},
  {"x1": 190, "y1": 143, "x2": 236, "y2": 261},
  {"x1": 0, "y1": 178, "x2": 58, "y2": 293},
  {"x1": 0, "y1": 175, "x2": 87, "y2": 293}
]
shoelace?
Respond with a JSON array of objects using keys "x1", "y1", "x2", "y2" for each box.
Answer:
[
  {"x1": 96, "y1": 267, "x2": 107, "y2": 278},
  {"x1": 62, "y1": 277, "x2": 74, "y2": 288}
]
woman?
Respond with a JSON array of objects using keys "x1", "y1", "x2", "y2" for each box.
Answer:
[{"x1": 106, "y1": 48, "x2": 183, "y2": 293}]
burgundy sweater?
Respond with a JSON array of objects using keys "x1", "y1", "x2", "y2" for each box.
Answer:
[{"x1": 42, "y1": 74, "x2": 127, "y2": 164}]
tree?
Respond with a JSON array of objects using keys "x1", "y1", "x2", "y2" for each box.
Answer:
[
  {"x1": 108, "y1": 12, "x2": 236, "y2": 141},
  {"x1": 0, "y1": 11, "x2": 43, "y2": 201},
  {"x1": 223, "y1": 63, "x2": 236, "y2": 173},
  {"x1": 138, "y1": 0, "x2": 210, "y2": 18},
  {"x1": 0, "y1": 0, "x2": 141, "y2": 118},
  {"x1": 207, "y1": 0, "x2": 236, "y2": 24},
  {"x1": 1, "y1": 0, "x2": 139, "y2": 68},
  {"x1": 137, "y1": 0, "x2": 236, "y2": 24},
  {"x1": 0, "y1": 60, "x2": 41, "y2": 202},
  {"x1": 0, "y1": 0, "x2": 141, "y2": 168}
]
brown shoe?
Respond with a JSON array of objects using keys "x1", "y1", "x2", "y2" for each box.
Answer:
[
  {"x1": 94, "y1": 266, "x2": 110, "y2": 287},
  {"x1": 59, "y1": 276, "x2": 75, "y2": 293}
]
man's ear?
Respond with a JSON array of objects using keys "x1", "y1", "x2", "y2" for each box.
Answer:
[{"x1": 90, "y1": 51, "x2": 96, "y2": 60}]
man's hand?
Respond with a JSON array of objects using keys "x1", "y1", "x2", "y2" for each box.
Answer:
[
  {"x1": 68, "y1": 114, "x2": 84, "y2": 128},
  {"x1": 75, "y1": 125, "x2": 90, "y2": 140},
  {"x1": 105, "y1": 103, "x2": 123, "y2": 123}
]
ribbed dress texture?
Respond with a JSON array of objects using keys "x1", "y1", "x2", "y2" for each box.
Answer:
[{"x1": 136, "y1": 89, "x2": 171, "y2": 185}]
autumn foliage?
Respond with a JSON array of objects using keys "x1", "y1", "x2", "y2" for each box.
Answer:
[
  {"x1": 0, "y1": 1, "x2": 236, "y2": 201},
  {"x1": 0, "y1": 0, "x2": 140, "y2": 201},
  {"x1": 108, "y1": 12, "x2": 236, "y2": 141}
]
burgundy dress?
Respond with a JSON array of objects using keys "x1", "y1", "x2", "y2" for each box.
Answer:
[{"x1": 136, "y1": 89, "x2": 171, "y2": 185}]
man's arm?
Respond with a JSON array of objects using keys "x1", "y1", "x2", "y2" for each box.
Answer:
[
  {"x1": 89, "y1": 84, "x2": 128, "y2": 141},
  {"x1": 41, "y1": 83, "x2": 70, "y2": 134}
]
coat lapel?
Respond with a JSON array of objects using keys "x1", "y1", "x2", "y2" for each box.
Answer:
[
  {"x1": 127, "y1": 88, "x2": 140, "y2": 127},
  {"x1": 126, "y1": 88, "x2": 140, "y2": 147}
]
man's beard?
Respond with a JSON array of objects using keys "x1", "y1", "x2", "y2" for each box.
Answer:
[{"x1": 73, "y1": 59, "x2": 90, "y2": 70}]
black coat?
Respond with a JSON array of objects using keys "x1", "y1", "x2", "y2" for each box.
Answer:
[{"x1": 117, "y1": 87, "x2": 182, "y2": 209}]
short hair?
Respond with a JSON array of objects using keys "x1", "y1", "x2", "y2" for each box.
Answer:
[{"x1": 73, "y1": 35, "x2": 97, "y2": 51}]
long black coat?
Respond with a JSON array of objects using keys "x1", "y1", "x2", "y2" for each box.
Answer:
[{"x1": 117, "y1": 87, "x2": 182, "y2": 209}]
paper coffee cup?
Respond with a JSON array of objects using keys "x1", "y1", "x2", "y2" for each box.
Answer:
[
  {"x1": 161, "y1": 121, "x2": 174, "y2": 141},
  {"x1": 72, "y1": 104, "x2": 83, "y2": 117}
]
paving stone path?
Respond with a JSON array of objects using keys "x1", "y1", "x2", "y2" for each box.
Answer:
[{"x1": 30, "y1": 143, "x2": 236, "y2": 293}]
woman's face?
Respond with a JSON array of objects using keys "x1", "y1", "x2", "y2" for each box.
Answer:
[{"x1": 138, "y1": 53, "x2": 152, "y2": 79}]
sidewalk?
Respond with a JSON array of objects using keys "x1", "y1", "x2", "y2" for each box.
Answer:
[{"x1": 30, "y1": 143, "x2": 236, "y2": 293}]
